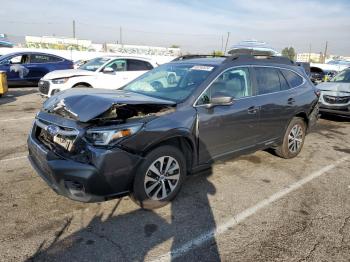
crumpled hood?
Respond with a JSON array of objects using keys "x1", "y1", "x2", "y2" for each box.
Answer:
[
  {"x1": 317, "y1": 82, "x2": 350, "y2": 93},
  {"x1": 43, "y1": 88, "x2": 175, "y2": 122},
  {"x1": 42, "y1": 69, "x2": 95, "y2": 80}
]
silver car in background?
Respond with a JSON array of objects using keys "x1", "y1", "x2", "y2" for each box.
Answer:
[{"x1": 317, "y1": 68, "x2": 350, "y2": 116}]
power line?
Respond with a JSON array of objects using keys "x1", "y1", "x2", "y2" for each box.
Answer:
[{"x1": 72, "y1": 20, "x2": 76, "y2": 38}]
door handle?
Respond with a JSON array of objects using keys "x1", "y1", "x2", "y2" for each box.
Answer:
[
  {"x1": 288, "y1": 98, "x2": 296, "y2": 105},
  {"x1": 247, "y1": 106, "x2": 259, "y2": 114}
]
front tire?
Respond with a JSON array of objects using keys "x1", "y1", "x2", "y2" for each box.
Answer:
[
  {"x1": 131, "y1": 145, "x2": 186, "y2": 209},
  {"x1": 275, "y1": 117, "x2": 306, "y2": 159}
]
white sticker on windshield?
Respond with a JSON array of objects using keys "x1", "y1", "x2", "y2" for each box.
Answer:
[{"x1": 190, "y1": 65, "x2": 214, "y2": 71}]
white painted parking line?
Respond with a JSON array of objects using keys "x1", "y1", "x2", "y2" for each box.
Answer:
[
  {"x1": 0, "y1": 117, "x2": 34, "y2": 122},
  {"x1": 0, "y1": 155, "x2": 28, "y2": 163},
  {"x1": 154, "y1": 156, "x2": 349, "y2": 262}
]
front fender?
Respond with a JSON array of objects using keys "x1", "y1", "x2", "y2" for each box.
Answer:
[{"x1": 142, "y1": 128, "x2": 196, "y2": 152}]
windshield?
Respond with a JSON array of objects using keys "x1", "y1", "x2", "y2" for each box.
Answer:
[
  {"x1": 331, "y1": 69, "x2": 350, "y2": 83},
  {"x1": 327, "y1": 60, "x2": 350, "y2": 66},
  {"x1": 79, "y1": 57, "x2": 110, "y2": 71},
  {"x1": 0, "y1": 53, "x2": 15, "y2": 64},
  {"x1": 123, "y1": 63, "x2": 215, "y2": 102}
]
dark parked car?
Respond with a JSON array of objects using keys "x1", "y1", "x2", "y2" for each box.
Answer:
[
  {"x1": 27, "y1": 55, "x2": 319, "y2": 209},
  {"x1": 0, "y1": 52, "x2": 73, "y2": 86}
]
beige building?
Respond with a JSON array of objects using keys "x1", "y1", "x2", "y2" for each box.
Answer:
[
  {"x1": 296, "y1": 52, "x2": 322, "y2": 63},
  {"x1": 25, "y1": 36, "x2": 92, "y2": 51}
]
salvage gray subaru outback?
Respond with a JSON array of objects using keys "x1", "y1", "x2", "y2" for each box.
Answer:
[{"x1": 28, "y1": 55, "x2": 319, "y2": 209}]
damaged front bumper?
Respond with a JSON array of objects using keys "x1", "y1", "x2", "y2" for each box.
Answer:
[
  {"x1": 27, "y1": 119, "x2": 143, "y2": 202},
  {"x1": 318, "y1": 92, "x2": 350, "y2": 116},
  {"x1": 319, "y1": 103, "x2": 350, "y2": 116}
]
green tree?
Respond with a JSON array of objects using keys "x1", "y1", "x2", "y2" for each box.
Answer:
[
  {"x1": 170, "y1": 44, "x2": 180, "y2": 48},
  {"x1": 212, "y1": 50, "x2": 224, "y2": 56},
  {"x1": 281, "y1": 47, "x2": 296, "y2": 61}
]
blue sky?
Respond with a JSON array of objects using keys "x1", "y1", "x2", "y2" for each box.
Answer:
[{"x1": 0, "y1": 0, "x2": 349, "y2": 55}]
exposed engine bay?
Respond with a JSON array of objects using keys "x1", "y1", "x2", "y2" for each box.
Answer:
[{"x1": 91, "y1": 104, "x2": 176, "y2": 124}]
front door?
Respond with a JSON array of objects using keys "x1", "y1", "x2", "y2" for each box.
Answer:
[
  {"x1": 95, "y1": 59, "x2": 129, "y2": 89},
  {"x1": 195, "y1": 67, "x2": 260, "y2": 164},
  {"x1": 1, "y1": 54, "x2": 30, "y2": 84}
]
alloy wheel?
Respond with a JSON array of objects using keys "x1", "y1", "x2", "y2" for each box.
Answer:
[
  {"x1": 144, "y1": 156, "x2": 180, "y2": 200},
  {"x1": 288, "y1": 124, "x2": 303, "y2": 153}
]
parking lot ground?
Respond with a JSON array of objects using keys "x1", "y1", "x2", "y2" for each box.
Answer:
[{"x1": 0, "y1": 88, "x2": 349, "y2": 262}]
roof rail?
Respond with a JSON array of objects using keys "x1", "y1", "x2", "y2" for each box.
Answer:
[
  {"x1": 172, "y1": 54, "x2": 228, "y2": 61},
  {"x1": 223, "y1": 54, "x2": 294, "y2": 65}
]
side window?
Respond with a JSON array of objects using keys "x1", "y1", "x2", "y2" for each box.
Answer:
[
  {"x1": 47, "y1": 55, "x2": 63, "y2": 62},
  {"x1": 281, "y1": 69, "x2": 304, "y2": 88},
  {"x1": 9, "y1": 55, "x2": 24, "y2": 64},
  {"x1": 278, "y1": 70, "x2": 290, "y2": 91},
  {"x1": 127, "y1": 59, "x2": 154, "y2": 71},
  {"x1": 197, "y1": 67, "x2": 252, "y2": 105},
  {"x1": 104, "y1": 59, "x2": 127, "y2": 72},
  {"x1": 255, "y1": 67, "x2": 281, "y2": 95},
  {"x1": 30, "y1": 54, "x2": 51, "y2": 63}
]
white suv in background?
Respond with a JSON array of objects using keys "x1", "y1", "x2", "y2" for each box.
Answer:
[{"x1": 38, "y1": 56, "x2": 158, "y2": 97}]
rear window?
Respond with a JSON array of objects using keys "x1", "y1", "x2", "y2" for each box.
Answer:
[
  {"x1": 127, "y1": 59, "x2": 153, "y2": 71},
  {"x1": 30, "y1": 54, "x2": 63, "y2": 63},
  {"x1": 281, "y1": 69, "x2": 304, "y2": 88},
  {"x1": 278, "y1": 70, "x2": 290, "y2": 91},
  {"x1": 47, "y1": 55, "x2": 63, "y2": 62}
]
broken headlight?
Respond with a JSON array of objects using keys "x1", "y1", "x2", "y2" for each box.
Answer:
[
  {"x1": 85, "y1": 123, "x2": 143, "y2": 146},
  {"x1": 52, "y1": 78, "x2": 69, "y2": 84}
]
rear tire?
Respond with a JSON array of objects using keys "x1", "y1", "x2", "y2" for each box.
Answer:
[
  {"x1": 131, "y1": 145, "x2": 186, "y2": 209},
  {"x1": 275, "y1": 117, "x2": 306, "y2": 159}
]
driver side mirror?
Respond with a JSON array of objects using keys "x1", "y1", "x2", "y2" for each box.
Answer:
[
  {"x1": 205, "y1": 94, "x2": 234, "y2": 109},
  {"x1": 103, "y1": 67, "x2": 115, "y2": 74}
]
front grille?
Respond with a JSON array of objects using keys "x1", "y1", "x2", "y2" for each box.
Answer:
[
  {"x1": 323, "y1": 95, "x2": 350, "y2": 104},
  {"x1": 34, "y1": 119, "x2": 79, "y2": 152},
  {"x1": 38, "y1": 80, "x2": 50, "y2": 95}
]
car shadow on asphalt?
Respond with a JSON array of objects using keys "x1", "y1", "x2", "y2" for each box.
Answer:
[
  {"x1": 0, "y1": 88, "x2": 38, "y2": 106},
  {"x1": 26, "y1": 168, "x2": 221, "y2": 262}
]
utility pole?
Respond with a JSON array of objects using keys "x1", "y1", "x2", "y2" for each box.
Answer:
[
  {"x1": 120, "y1": 27, "x2": 123, "y2": 45},
  {"x1": 224, "y1": 32, "x2": 230, "y2": 55},
  {"x1": 221, "y1": 35, "x2": 224, "y2": 53},
  {"x1": 73, "y1": 20, "x2": 76, "y2": 39},
  {"x1": 308, "y1": 43, "x2": 312, "y2": 62},
  {"x1": 323, "y1": 41, "x2": 328, "y2": 63}
]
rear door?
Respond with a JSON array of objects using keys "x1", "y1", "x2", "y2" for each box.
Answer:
[
  {"x1": 196, "y1": 67, "x2": 260, "y2": 163},
  {"x1": 126, "y1": 59, "x2": 154, "y2": 82},
  {"x1": 27, "y1": 54, "x2": 52, "y2": 82},
  {"x1": 252, "y1": 66, "x2": 296, "y2": 144}
]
